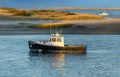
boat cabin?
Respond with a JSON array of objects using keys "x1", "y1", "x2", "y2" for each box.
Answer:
[
  {"x1": 50, "y1": 32, "x2": 64, "y2": 47},
  {"x1": 37, "y1": 32, "x2": 64, "y2": 47}
]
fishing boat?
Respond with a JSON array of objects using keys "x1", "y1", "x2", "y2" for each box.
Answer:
[
  {"x1": 28, "y1": 16, "x2": 87, "y2": 54},
  {"x1": 98, "y1": 11, "x2": 109, "y2": 16},
  {"x1": 28, "y1": 31, "x2": 87, "y2": 54}
]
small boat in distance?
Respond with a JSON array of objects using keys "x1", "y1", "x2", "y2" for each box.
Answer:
[
  {"x1": 28, "y1": 31, "x2": 87, "y2": 54},
  {"x1": 98, "y1": 11, "x2": 109, "y2": 16}
]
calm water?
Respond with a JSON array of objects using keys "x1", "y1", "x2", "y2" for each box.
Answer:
[
  {"x1": 0, "y1": 35, "x2": 120, "y2": 77},
  {"x1": 60, "y1": 10, "x2": 120, "y2": 18}
]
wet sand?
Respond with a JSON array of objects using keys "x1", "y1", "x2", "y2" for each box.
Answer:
[{"x1": 0, "y1": 18, "x2": 120, "y2": 35}]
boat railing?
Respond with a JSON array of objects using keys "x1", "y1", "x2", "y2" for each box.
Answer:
[
  {"x1": 51, "y1": 34, "x2": 63, "y2": 37},
  {"x1": 37, "y1": 41, "x2": 48, "y2": 44}
]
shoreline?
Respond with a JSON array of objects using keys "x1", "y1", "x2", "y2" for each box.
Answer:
[{"x1": 0, "y1": 18, "x2": 120, "y2": 35}]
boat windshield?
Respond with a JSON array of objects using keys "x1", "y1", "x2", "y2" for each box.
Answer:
[
  {"x1": 57, "y1": 38, "x2": 62, "y2": 42},
  {"x1": 50, "y1": 38, "x2": 62, "y2": 42},
  {"x1": 52, "y1": 38, "x2": 56, "y2": 42}
]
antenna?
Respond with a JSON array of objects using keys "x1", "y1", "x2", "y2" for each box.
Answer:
[
  {"x1": 60, "y1": 29, "x2": 62, "y2": 34},
  {"x1": 49, "y1": 15, "x2": 52, "y2": 34}
]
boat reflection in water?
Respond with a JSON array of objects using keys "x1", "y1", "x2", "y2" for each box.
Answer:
[
  {"x1": 51, "y1": 52, "x2": 65, "y2": 70},
  {"x1": 29, "y1": 50, "x2": 85, "y2": 71}
]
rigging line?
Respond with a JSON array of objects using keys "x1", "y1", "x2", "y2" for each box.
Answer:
[{"x1": 49, "y1": 14, "x2": 52, "y2": 34}]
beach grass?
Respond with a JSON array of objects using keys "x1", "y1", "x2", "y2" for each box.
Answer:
[
  {"x1": 0, "y1": 16, "x2": 40, "y2": 20},
  {"x1": 32, "y1": 13, "x2": 103, "y2": 20},
  {"x1": 0, "y1": 8, "x2": 103, "y2": 20},
  {"x1": 29, "y1": 23, "x2": 73, "y2": 29}
]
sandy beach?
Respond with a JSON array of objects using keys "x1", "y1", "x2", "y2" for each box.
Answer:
[{"x1": 0, "y1": 18, "x2": 120, "y2": 35}]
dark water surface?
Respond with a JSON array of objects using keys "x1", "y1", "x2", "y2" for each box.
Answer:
[{"x1": 0, "y1": 35, "x2": 120, "y2": 77}]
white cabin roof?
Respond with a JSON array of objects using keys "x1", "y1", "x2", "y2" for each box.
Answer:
[{"x1": 51, "y1": 32, "x2": 63, "y2": 37}]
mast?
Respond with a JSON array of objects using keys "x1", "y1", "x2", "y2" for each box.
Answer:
[
  {"x1": 60, "y1": 29, "x2": 62, "y2": 34},
  {"x1": 49, "y1": 15, "x2": 52, "y2": 34}
]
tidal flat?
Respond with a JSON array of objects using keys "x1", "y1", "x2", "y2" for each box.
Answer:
[{"x1": 0, "y1": 18, "x2": 120, "y2": 35}]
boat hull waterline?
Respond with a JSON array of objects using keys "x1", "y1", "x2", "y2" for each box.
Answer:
[{"x1": 28, "y1": 41, "x2": 87, "y2": 54}]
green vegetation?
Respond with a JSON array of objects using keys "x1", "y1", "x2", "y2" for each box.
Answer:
[
  {"x1": 14, "y1": 10, "x2": 30, "y2": 16},
  {"x1": 30, "y1": 9, "x2": 103, "y2": 20},
  {"x1": 50, "y1": 14, "x2": 103, "y2": 20},
  {"x1": 0, "y1": 8, "x2": 104, "y2": 30},
  {"x1": 0, "y1": 8, "x2": 103, "y2": 20},
  {"x1": 29, "y1": 23, "x2": 73, "y2": 29},
  {"x1": 0, "y1": 8, "x2": 16, "y2": 10},
  {"x1": 31, "y1": 9, "x2": 57, "y2": 12},
  {"x1": 0, "y1": 16, "x2": 40, "y2": 20},
  {"x1": 0, "y1": 8, "x2": 103, "y2": 29},
  {"x1": 0, "y1": 8, "x2": 30, "y2": 16}
]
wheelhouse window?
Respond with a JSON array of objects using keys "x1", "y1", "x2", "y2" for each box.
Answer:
[
  {"x1": 51, "y1": 38, "x2": 62, "y2": 42},
  {"x1": 57, "y1": 38, "x2": 62, "y2": 42},
  {"x1": 52, "y1": 38, "x2": 56, "y2": 42}
]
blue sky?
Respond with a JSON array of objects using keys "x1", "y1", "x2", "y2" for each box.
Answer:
[{"x1": 0, "y1": 0, "x2": 120, "y2": 8}]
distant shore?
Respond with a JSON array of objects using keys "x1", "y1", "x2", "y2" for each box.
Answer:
[{"x1": 0, "y1": 18, "x2": 120, "y2": 35}]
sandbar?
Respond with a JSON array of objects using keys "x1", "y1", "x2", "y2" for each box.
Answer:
[{"x1": 0, "y1": 18, "x2": 120, "y2": 35}]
